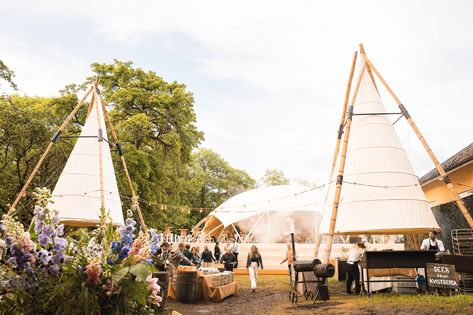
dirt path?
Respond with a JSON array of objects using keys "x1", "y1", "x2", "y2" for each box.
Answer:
[{"x1": 164, "y1": 275, "x2": 472, "y2": 315}]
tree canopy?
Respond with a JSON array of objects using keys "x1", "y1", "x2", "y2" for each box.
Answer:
[
  {"x1": 0, "y1": 60, "x2": 256, "y2": 231},
  {"x1": 260, "y1": 169, "x2": 290, "y2": 186}
]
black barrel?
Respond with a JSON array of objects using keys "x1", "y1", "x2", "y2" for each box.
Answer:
[
  {"x1": 293, "y1": 259, "x2": 322, "y2": 272},
  {"x1": 313, "y1": 263, "x2": 335, "y2": 278},
  {"x1": 175, "y1": 271, "x2": 200, "y2": 304}
]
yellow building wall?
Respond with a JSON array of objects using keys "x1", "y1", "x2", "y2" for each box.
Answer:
[{"x1": 421, "y1": 162, "x2": 473, "y2": 206}]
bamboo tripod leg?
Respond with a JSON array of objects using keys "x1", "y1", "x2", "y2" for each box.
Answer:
[
  {"x1": 95, "y1": 87, "x2": 148, "y2": 233},
  {"x1": 93, "y1": 90, "x2": 106, "y2": 208},
  {"x1": 322, "y1": 63, "x2": 366, "y2": 263},
  {"x1": 314, "y1": 51, "x2": 358, "y2": 258},
  {"x1": 8, "y1": 85, "x2": 94, "y2": 215},
  {"x1": 359, "y1": 47, "x2": 473, "y2": 229}
]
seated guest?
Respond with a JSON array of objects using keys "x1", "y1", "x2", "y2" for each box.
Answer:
[
  {"x1": 183, "y1": 244, "x2": 192, "y2": 261},
  {"x1": 420, "y1": 230, "x2": 445, "y2": 253},
  {"x1": 190, "y1": 247, "x2": 202, "y2": 268},
  {"x1": 220, "y1": 248, "x2": 237, "y2": 271},
  {"x1": 160, "y1": 242, "x2": 193, "y2": 281},
  {"x1": 201, "y1": 245, "x2": 216, "y2": 267},
  {"x1": 346, "y1": 242, "x2": 366, "y2": 295}
]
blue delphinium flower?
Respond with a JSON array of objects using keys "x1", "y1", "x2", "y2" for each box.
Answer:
[
  {"x1": 149, "y1": 229, "x2": 160, "y2": 255},
  {"x1": 111, "y1": 241, "x2": 122, "y2": 253},
  {"x1": 38, "y1": 234, "x2": 51, "y2": 247},
  {"x1": 118, "y1": 245, "x2": 130, "y2": 260}
]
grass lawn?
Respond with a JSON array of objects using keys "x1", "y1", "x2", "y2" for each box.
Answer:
[{"x1": 167, "y1": 274, "x2": 473, "y2": 314}]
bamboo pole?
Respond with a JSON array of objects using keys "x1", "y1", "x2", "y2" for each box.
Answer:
[
  {"x1": 314, "y1": 51, "x2": 358, "y2": 258},
  {"x1": 8, "y1": 86, "x2": 94, "y2": 215},
  {"x1": 95, "y1": 87, "x2": 148, "y2": 232},
  {"x1": 322, "y1": 63, "x2": 366, "y2": 263},
  {"x1": 359, "y1": 45, "x2": 473, "y2": 229},
  {"x1": 359, "y1": 44, "x2": 379, "y2": 95},
  {"x1": 87, "y1": 78, "x2": 100, "y2": 118},
  {"x1": 93, "y1": 89, "x2": 106, "y2": 208}
]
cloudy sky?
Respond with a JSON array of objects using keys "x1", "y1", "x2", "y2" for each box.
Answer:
[{"x1": 1, "y1": 1, "x2": 472, "y2": 184}]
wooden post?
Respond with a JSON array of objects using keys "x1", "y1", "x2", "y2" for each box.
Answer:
[
  {"x1": 8, "y1": 85, "x2": 94, "y2": 215},
  {"x1": 359, "y1": 45, "x2": 473, "y2": 229},
  {"x1": 322, "y1": 63, "x2": 366, "y2": 263},
  {"x1": 93, "y1": 89, "x2": 105, "y2": 208},
  {"x1": 314, "y1": 51, "x2": 358, "y2": 258},
  {"x1": 95, "y1": 87, "x2": 148, "y2": 232}
]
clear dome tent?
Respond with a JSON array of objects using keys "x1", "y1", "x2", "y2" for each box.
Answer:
[{"x1": 195, "y1": 185, "x2": 326, "y2": 243}]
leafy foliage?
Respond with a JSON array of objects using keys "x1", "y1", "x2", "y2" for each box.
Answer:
[{"x1": 260, "y1": 169, "x2": 290, "y2": 186}]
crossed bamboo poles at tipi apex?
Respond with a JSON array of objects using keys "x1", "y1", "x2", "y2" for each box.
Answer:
[
  {"x1": 315, "y1": 44, "x2": 473, "y2": 263},
  {"x1": 7, "y1": 78, "x2": 148, "y2": 233}
]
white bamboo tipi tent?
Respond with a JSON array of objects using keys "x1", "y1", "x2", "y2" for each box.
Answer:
[
  {"x1": 8, "y1": 80, "x2": 147, "y2": 229},
  {"x1": 317, "y1": 45, "x2": 473, "y2": 261},
  {"x1": 50, "y1": 89, "x2": 124, "y2": 225}
]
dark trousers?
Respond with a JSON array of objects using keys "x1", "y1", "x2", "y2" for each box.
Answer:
[
  {"x1": 288, "y1": 264, "x2": 293, "y2": 288},
  {"x1": 346, "y1": 262, "x2": 360, "y2": 294},
  {"x1": 234, "y1": 253, "x2": 239, "y2": 268}
]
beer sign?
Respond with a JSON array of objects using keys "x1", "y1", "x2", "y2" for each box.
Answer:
[{"x1": 426, "y1": 263, "x2": 459, "y2": 290}]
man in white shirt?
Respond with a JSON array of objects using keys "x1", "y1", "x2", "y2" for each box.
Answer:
[
  {"x1": 346, "y1": 242, "x2": 366, "y2": 294},
  {"x1": 420, "y1": 230, "x2": 445, "y2": 253}
]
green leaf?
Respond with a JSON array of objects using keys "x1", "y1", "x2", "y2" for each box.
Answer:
[
  {"x1": 112, "y1": 266, "x2": 130, "y2": 282},
  {"x1": 129, "y1": 264, "x2": 151, "y2": 282}
]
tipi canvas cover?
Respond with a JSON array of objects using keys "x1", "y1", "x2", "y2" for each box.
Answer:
[
  {"x1": 319, "y1": 65, "x2": 439, "y2": 235},
  {"x1": 50, "y1": 98, "x2": 124, "y2": 226}
]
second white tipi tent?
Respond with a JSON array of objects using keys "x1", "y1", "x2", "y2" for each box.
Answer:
[
  {"x1": 318, "y1": 61, "x2": 440, "y2": 235},
  {"x1": 49, "y1": 91, "x2": 124, "y2": 226}
]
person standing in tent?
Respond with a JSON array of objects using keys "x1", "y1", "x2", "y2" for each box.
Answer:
[
  {"x1": 247, "y1": 245, "x2": 264, "y2": 292},
  {"x1": 232, "y1": 240, "x2": 239, "y2": 268},
  {"x1": 220, "y1": 247, "x2": 237, "y2": 271},
  {"x1": 183, "y1": 244, "x2": 192, "y2": 261},
  {"x1": 280, "y1": 243, "x2": 295, "y2": 287},
  {"x1": 214, "y1": 241, "x2": 221, "y2": 262},
  {"x1": 201, "y1": 245, "x2": 216, "y2": 267},
  {"x1": 420, "y1": 230, "x2": 445, "y2": 253},
  {"x1": 346, "y1": 242, "x2": 366, "y2": 295}
]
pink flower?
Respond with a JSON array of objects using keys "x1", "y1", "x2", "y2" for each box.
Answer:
[
  {"x1": 86, "y1": 258, "x2": 102, "y2": 285},
  {"x1": 146, "y1": 274, "x2": 162, "y2": 305}
]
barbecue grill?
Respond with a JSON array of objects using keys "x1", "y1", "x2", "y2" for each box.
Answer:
[{"x1": 288, "y1": 233, "x2": 335, "y2": 303}]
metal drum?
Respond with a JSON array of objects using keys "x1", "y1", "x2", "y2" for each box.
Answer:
[
  {"x1": 313, "y1": 263, "x2": 335, "y2": 278},
  {"x1": 293, "y1": 259, "x2": 322, "y2": 272}
]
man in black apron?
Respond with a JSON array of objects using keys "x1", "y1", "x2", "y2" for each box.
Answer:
[{"x1": 420, "y1": 230, "x2": 445, "y2": 253}]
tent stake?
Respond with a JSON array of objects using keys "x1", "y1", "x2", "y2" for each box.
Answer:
[
  {"x1": 8, "y1": 84, "x2": 94, "y2": 215},
  {"x1": 314, "y1": 51, "x2": 358, "y2": 258},
  {"x1": 95, "y1": 87, "x2": 148, "y2": 233},
  {"x1": 323, "y1": 63, "x2": 366, "y2": 263},
  {"x1": 359, "y1": 44, "x2": 473, "y2": 229}
]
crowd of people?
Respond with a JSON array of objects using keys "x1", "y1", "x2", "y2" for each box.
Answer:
[{"x1": 158, "y1": 239, "x2": 264, "y2": 291}]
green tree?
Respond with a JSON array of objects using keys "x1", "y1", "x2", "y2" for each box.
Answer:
[
  {"x1": 0, "y1": 60, "x2": 17, "y2": 92},
  {"x1": 86, "y1": 60, "x2": 204, "y2": 229},
  {"x1": 0, "y1": 94, "x2": 83, "y2": 221},
  {"x1": 180, "y1": 148, "x2": 256, "y2": 225},
  {"x1": 260, "y1": 169, "x2": 290, "y2": 186}
]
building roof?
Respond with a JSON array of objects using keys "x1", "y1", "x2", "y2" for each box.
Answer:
[{"x1": 419, "y1": 142, "x2": 473, "y2": 185}]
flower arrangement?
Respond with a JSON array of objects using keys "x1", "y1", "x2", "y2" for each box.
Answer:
[{"x1": 0, "y1": 188, "x2": 163, "y2": 315}]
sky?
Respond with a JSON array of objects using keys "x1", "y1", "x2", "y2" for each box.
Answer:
[{"x1": 1, "y1": 1, "x2": 472, "y2": 184}]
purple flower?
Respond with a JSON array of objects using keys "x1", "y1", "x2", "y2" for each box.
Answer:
[
  {"x1": 38, "y1": 249, "x2": 51, "y2": 265},
  {"x1": 53, "y1": 237, "x2": 67, "y2": 251},
  {"x1": 38, "y1": 234, "x2": 51, "y2": 247},
  {"x1": 52, "y1": 251, "x2": 65, "y2": 265},
  {"x1": 34, "y1": 220, "x2": 44, "y2": 234},
  {"x1": 42, "y1": 225, "x2": 55, "y2": 237},
  {"x1": 56, "y1": 224, "x2": 64, "y2": 236}
]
